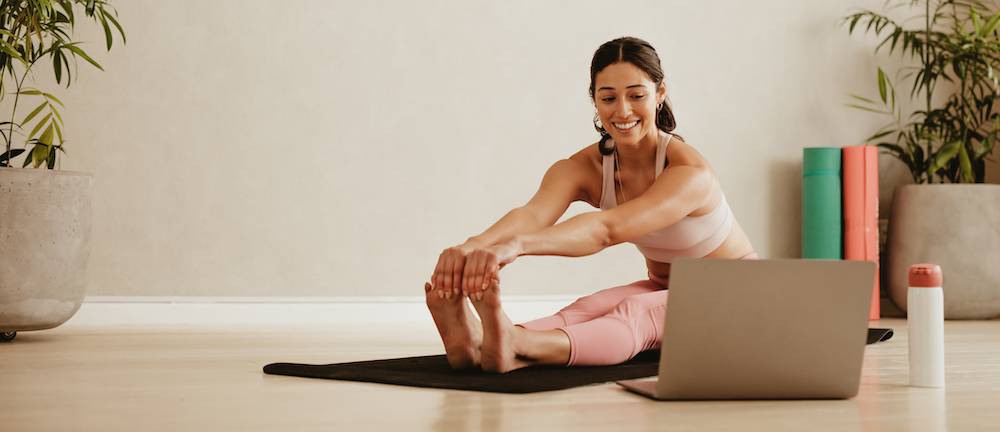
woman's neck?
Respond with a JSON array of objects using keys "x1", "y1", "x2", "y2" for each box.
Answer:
[{"x1": 614, "y1": 130, "x2": 660, "y2": 170}]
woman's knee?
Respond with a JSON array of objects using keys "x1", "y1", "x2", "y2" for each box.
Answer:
[{"x1": 609, "y1": 291, "x2": 668, "y2": 318}]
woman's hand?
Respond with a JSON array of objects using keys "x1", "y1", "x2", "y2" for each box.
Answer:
[
  {"x1": 462, "y1": 239, "x2": 522, "y2": 297},
  {"x1": 431, "y1": 242, "x2": 480, "y2": 298}
]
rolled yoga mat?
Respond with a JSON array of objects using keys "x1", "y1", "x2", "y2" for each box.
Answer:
[
  {"x1": 843, "y1": 145, "x2": 881, "y2": 320},
  {"x1": 262, "y1": 328, "x2": 894, "y2": 393},
  {"x1": 802, "y1": 147, "x2": 842, "y2": 259}
]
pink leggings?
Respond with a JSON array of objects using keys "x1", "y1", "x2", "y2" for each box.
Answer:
[{"x1": 519, "y1": 252, "x2": 759, "y2": 366}]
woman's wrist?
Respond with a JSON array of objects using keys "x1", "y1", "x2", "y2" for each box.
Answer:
[
  {"x1": 463, "y1": 237, "x2": 487, "y2": 249},
  {"x1": 506, "y1": 236, "x2": 526, "y2": 258}
]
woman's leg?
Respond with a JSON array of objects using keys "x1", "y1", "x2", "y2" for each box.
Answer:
[
  {"x1": 560, "y1": 251, "x2": 761, "y2": 366},
  {"x1": 469, "y1": 252, "x2": 762, "y2": 372},
  {"x1": 470, "y1": 277, "x2": 575, "y2": 372},
  {"x1": 425, "y1": 277, "x2": 663, "y2": 371},
  {"x1": 560, "y1": 290, "x2": 668, "y2": 366},
  {"x1": 518, "y1": 278, "x2": 664, "y2": 330}
]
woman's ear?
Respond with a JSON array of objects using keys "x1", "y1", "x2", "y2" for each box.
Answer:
[{"x1": 657, "y1": 82, "x2": 667, "y2": 104}]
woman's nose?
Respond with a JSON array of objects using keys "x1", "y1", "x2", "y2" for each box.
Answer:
[{"x1": 614, "y1": 100, "x2": 632, "y2": 118}]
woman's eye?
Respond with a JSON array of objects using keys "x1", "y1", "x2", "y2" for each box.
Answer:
[
  {"x1": 631, "y1": 94, "x2": 646, "y2": 100},
  {"x1": 602, "y1": 97, "x2": 615, "y2": 103}
]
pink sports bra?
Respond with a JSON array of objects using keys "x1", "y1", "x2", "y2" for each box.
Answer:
[{"x1": 599, "y1": 132, "x2": 734, "y2": 263}]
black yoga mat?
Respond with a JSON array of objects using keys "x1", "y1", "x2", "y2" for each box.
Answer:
[
  {"x1": 263, "y1": 328, "x2": 893, "y2": 394},
  {"x1": 867, "y1": 327, "x2": 893, "y2": 344}
]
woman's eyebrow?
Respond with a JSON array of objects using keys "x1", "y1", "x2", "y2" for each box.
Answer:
[{"x1": 597, "y1": 84, "x2": 645, "y2": 91}]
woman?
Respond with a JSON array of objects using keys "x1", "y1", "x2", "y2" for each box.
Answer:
[{"x1": 425, "y1": 36, "x2": 757, "y2": 373}]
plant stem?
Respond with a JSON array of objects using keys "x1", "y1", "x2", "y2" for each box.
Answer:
[
  {"x1": 6, "y1": 63, "x2": 32, "y2": 168},
  {"x1": 925, "y1": 0, "x2": 932, "y2": 183}
]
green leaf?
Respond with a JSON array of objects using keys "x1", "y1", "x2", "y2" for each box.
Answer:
[
  {"x1": 39, "y1": 124, "x2": 54, "y2": 146},
  {"x1": 46, "y1": 146, "x2": 56, "y2": 169},
  {"x1": 50, "y1": 105, "x2": 63, "y2": 126},
  {"x1": 972, "y1": 9, "x2": 982, "y2": 37},
  {"x1": 0, "y1": 41, "x2": 25, "y2": 64},
  {"x1": 33, "y1": 142, "x2": 50, "y2": 168},
  {"x1": 53, "y1": 47, "x2": 62, "y2": 83},
  {"x1": 52, "y1": 119, "x2": 63, "y2": 144},
  {"x1": 18, "y1": 89, "x2": 43, "y2": 96},
  {"x1": 849, "y1": 94, "x2": 877, "y2": 104},
  {"x1": 958, "y1": 143, "x2": 974, "y2": 183},
  {"x1": 982, "y1": 12, "x2": 1000, "y2": 37},
  {"x1": 848, "y1": 14, "x2": 861, "y2": 34},
  {"x1": 59, "y1": 50, "x2": 72, "y2": 84},
  {"x1": 867, "y1": 128, "x2": 896, "y2": 141},
  {"x1": 877, "y1": 68, "x2": 888, "y2": 104},
  {"x1": 28, "y1": 113, "x2": 52, "y2": 139},
  {"x1": 63, "y1": 43, "x2": 104, "y2": 71},
  {"x1": 99, "y1": 10, "x2": 113, "y2": 50},
  {"x1": 104, "y1": 10, "x2": 127, "y2": 45},
  {"x1": 847, "y1": 104, "x2": 890, "y2": 115},
  {"x1": 0, "y1": 148, "x2": 25, "y2": 163},
  {"x1": 929, "y1": 140, "x2": 962, "y2": 174},
  {"x1": 41, "y1": 92, "x2": 64, "y2": 107},
  {"x1": 22, "y1": 101, "x2": 48, "y2": 125},
  {"x1": 22, "y1": 146, "x2": 35, "y2": 167}
]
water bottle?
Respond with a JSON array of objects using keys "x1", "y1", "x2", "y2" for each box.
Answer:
[{"x1": 908, "y1": 263, "x2": 945, "y2": 388}]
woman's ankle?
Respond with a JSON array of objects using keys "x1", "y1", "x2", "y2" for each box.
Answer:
[{"x1": 511, "y1": 327, "x2": 570, "y2": 365}]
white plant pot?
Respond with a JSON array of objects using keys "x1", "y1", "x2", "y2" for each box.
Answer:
[
  {"x1": 887, "y1": 184, "x2": 1000, "y2": 319},
  {"x1": 0, "y1": 167, "x2": 92, "y2": 334}
]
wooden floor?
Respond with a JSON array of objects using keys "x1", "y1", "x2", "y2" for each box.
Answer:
[{"x1": 2, "y1": 317, "x2": 999, "y2": 431}]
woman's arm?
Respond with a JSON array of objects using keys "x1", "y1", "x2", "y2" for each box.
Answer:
[
  {"x1": 517, "y1": 165, "x2": 712, "y2": 256},
  {"x1": 462, "y1": 163, "x2": 713, "y2": 296},
  {"x1": 432, "y1": 158, "x2": 591, "y2": 296}
]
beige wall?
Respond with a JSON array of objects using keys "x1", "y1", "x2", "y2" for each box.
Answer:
[{"x1": 27, "y1": 0, "x2": 899, "y2": 296}]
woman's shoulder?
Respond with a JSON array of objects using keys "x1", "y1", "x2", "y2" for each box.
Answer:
[
  {"x1": 567, "y1": 141, "x2": 604, "y2": 171},
  {"x1": 665, "y1": 135, "x2": 710, "y2": 169}
]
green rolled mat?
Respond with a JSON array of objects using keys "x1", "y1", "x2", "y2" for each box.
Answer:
[{"x1": 802, "y1": 148, "x2": 842, "y2": 259}]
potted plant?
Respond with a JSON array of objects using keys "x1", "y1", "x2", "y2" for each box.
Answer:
[
  {"x1": 0, "y1": 0, "x2": 124, "y2": 341},
  {"x1": 845, "y1": 0, "x2": 1000, "y2": 319}
]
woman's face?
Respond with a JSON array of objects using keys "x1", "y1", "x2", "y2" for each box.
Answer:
[{"x1": 593, "y1": 62, "x2": 666, "y2": 146}]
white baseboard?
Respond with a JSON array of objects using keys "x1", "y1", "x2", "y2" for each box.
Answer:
[{"x1": 67, "y1": 295, "x2": 579, "y2": 327}]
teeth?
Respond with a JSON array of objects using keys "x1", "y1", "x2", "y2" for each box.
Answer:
[{"x1": 613, "y1": 120, "x2": 639, "y2": 130}]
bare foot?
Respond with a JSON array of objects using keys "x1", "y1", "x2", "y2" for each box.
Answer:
[
  {"x1": 425, "y1": 282, "x2": 482, "y2": 369},
  {"x1": 469, "y1": 278, "x2": 532, "y2": 373}
]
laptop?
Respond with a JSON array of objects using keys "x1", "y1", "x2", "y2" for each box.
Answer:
[{"x1": 617, "y1": 258, "x2": 876, "y2": 400}]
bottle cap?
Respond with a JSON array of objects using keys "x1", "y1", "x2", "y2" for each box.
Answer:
[{"x1": 908, "y1": 264, "x2": 943, "y2": 288}]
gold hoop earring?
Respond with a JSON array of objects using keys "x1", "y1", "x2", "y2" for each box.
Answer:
[{"x1": 593, "y1": 112, "x2": 607, "y2": 133}]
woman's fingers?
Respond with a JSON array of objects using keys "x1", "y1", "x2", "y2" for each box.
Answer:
[
  {"x1": 470, "y1": 255, "x2": 481, "y2": 296},
  {"x1": 432, "y1": 253, "x2": 445, "y2": 293},
  {"x1": 461, "y1": 253, "x2": 474, "y2": 295},
  {"x1": 444, "y1": 252, "x2": 461, "y2": 295},
  {"x1": 450, "y1": 253, "x2": 466, "y2": 297},
  {"x1": 431, "y1": 245, "x2": 507, "y2": 299},
  {"x1": 470, "y1": 252, "x2": 484, "y2": 295},
  {"x1": 462, "y1": 252, "x2": 479, "y2": 295},
  {"x1": 481, "y1": 254, "x2": 496, "y2": 293}
]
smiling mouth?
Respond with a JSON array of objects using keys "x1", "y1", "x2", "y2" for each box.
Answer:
[{"x1": 612, "y1": 120, "x2": 639, "y2": 132}]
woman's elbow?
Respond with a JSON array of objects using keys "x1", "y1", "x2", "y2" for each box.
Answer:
[{"x1": 601, "y1": 218, "x2": 625, "y2": 248}]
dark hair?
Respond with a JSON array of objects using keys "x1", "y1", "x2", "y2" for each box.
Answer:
[{"x1": 589, "y1": 37, "x2": 680, "y2": 156}]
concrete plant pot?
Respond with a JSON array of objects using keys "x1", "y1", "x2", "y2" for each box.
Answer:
[
  {"x1": 0, "y1": 168, "x2": 92, "y2": 340},
  {"x1": 887, "y1": 184, "x2": 1000, "y2": 319}
]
